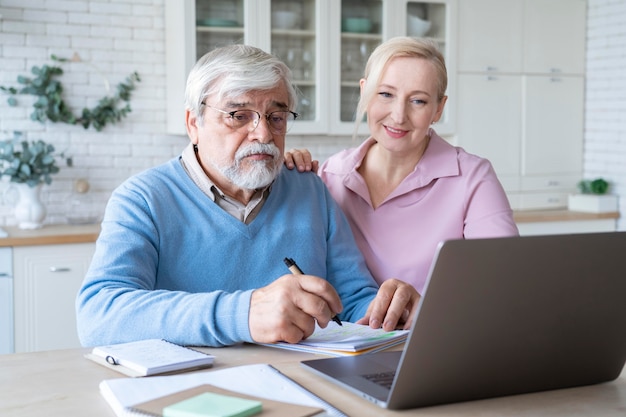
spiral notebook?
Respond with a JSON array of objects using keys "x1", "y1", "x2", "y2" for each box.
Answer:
[
  {"x1": 86, "y1": 338, "x2": 214, "y2": 377},
  {"x1": 99, "y1": 363, "x2": 346, "y2": 417}
]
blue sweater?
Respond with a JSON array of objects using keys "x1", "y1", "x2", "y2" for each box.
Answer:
[{"x1": 76, "y1": 158, "x2": 379, "y2": 347}]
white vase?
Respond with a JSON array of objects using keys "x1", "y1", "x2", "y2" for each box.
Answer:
[{"x1": 14, "y1": 183, "x2": 46, "y2": 229}]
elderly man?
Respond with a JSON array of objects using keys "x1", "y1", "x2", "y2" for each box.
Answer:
[{"x1": 76, "y1": 44, "x2": 419, "y2": 347}]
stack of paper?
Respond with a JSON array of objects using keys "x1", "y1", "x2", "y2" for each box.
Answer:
[
  {"x1": 261, "y1": 321, "x2": 409, "y2": 356},
  {"x1": 99, "y1": 363, "x2": 346, "y2": 417}
]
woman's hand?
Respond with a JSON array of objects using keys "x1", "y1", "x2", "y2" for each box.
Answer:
[
  {"x1": 356, "y1": 279, "x2": 421, "y2": 331},
  {"x1": 284, "y1": 148, "x2": 319, "y2": 173}
]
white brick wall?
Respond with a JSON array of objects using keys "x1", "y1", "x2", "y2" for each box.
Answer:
[
  {"x1": 0, "y1": 0, "x2": 353, "y2": 226},
  {"x1": 2, "y1": 1, "x2": 623, "y2": 230},
  {"x1": 586, "y1": 0, "x2": 626, "y2": 230}
]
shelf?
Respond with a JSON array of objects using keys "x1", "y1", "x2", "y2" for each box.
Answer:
[
  {"x1": 340, "y1": 32, "x2": 383, "y2": 41},
  {"x1": 196, "y1": 26, "x2": 243, "y2": 34},
  {"x1": 271, "y1": 29, "x2": 316, "y2": 37}
]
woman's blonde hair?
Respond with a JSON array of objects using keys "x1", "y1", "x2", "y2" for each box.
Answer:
[{"x1": 354, "y1": 37, "x2": 448, "y2": 137}]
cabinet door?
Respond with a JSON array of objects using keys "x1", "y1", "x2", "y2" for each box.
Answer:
[
  {"x1": 399, "y1": 0, "x2": 458, "y2": 136},
  {"x1": 13, "y1": 243, "x2": 95, "y2": 353},
  {"x1": 457, "y1": 0, "x2": 523, "y2": 73},
  {"x1": 523, "y1": 0, "x2": 586, "y2": 75},
  {"x1": 166, "y1": 0, "x2": 457, "y2": 137},
  {"x1": 457, "y1": 73, "x2": 522, "y2": 192},
  {"x1": 0, "y1": 248, "x2": 12, "y2": 354},
  {"x1": 165, "y1": 0, "x2": 259, "y2": 135},
  {"x1": 270, "y1": 0, "x2": 329, "y2": 134},
  {"x1": 327, "y1": 0, "x2": 383, "y2": 135},
  {"x1": 165, "y1": 0, "x2": 327, "y2": 135},
  {"x1": 330, "y1": 0, "x2": 457, "y2": 135},
  {"x1": 195, "y1": 0, "x2": 247, "y2": 52},
  {"x1": 522, "y1": 75, "x2": 584, "y2": 177}
]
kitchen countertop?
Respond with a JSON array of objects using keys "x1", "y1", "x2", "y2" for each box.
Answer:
[
  {"x1": 512, "y1": 209, "x2": 620, "y2": 223},
  {"x1": 0, "y1": 223, "x2": 101, "y2": 247},
  {"x1": 0, "y1": 210, "x2": 620, "y2": 246}
]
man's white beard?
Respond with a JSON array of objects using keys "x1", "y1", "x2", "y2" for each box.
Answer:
[{"x1": 215, "y1": 142, "x2": 283, "y2": 190}]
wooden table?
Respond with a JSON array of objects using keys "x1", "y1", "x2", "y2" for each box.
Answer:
[{"x1": 1, "y1": 343, "x2": 626, "y2": 417}]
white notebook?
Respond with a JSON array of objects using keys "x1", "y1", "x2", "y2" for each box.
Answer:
[
  {"x1": 100, "y1": 363, "x2": 346, "y2": 417},
  {"x1": 88, "y1": 339, "x2": 214, "y2": 377}
]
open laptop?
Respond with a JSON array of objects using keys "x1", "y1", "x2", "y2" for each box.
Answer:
[{"x1": 302, "y1": 232, "x2": 626, "y2": 409}]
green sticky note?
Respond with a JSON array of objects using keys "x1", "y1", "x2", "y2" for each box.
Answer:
[{"x1": 163, "y1": 392, "x2": 262, "y2": 417}]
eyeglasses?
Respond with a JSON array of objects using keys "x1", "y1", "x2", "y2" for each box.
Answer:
[{"x1": 205, "y1": 105, "x2": 298, "y2": 134}]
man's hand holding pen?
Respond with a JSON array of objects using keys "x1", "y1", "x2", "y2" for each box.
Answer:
[
  {"x1": 285, "y1": 257, "x2": 342, "y2": 326},
  {"x1": 249, "y1": 273, "x2": 344, "y2": 344},
  {"x1": 248, "y1": 256, "x2": 420, "y2": 345}
]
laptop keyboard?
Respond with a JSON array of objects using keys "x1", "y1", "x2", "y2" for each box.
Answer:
[{"x1": 362, "y1": 371, "x2": 396, "y2": 389}]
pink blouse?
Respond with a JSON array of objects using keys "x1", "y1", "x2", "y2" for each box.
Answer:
[{"x1": 319, "y1": 130, "x2": 519, "y2": 294}]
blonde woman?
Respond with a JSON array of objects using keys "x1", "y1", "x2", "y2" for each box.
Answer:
[{"x1": 286, "y1": 37, "x2": 518, "y2": 294}]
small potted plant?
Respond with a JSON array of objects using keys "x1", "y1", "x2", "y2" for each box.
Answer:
[
  {"x1": 0, "y1": 131, "x2": 72, "y2": 229},
  {"x1": 568, "y1": 178, "x2": 618, "y2": 213}
]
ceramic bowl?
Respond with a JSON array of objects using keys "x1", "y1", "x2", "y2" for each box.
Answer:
[
  {"x1": 407, "y1": 15, "x2": 432, "y2": 37},
  {"x1": 342, "y1": 18, "x2": 372, "y2": 33},
  {"x1": 272, "y1": 11, "x2": 299, "y2": 29}
]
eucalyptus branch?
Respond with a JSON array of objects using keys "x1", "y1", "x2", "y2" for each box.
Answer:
[
  {"x1": 0, "y1": 131, "x2": 73, "y2": 187},
  {"x1": 0, "y1": 55, "x2": 141, "y2": 131}
]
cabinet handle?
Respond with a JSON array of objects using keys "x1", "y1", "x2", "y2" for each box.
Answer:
[
  {"x1": 485, "y1": 66, "x2": 497, "y2": 71},
  {"x1": 49, "y1": 267, "x2": 71, "y2": 272},
  {"x1": 486, "y1": 75, "x2": 498, "y2": 81},
  {"x1": 0, "y1": 273, "x2": 9, "y2": 277},
  {"x1": 549, "y1": 68, "x2": 562, "y2": 73}
]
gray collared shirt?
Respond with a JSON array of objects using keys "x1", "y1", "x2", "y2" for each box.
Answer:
[{"x1": 179, "y1": 143, "x2": 269, "y2": 224}]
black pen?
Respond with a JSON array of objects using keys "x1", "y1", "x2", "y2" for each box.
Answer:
[{"x1": 283, "y1": 257, "x2": 342, "y2": 326}]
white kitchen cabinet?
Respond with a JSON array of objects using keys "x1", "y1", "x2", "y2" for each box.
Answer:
[
  {"x1": 458, "y1": 73, "x2": 584, "y2": 210},
  {"x1": 458, "y1": 0, "x2": 585, "y2": 75},
  {"x1": 457, "y1": 74, "x2": 522, "y2": 192},
  {"x1": 329, "y1": 0, "x2": 383, "y2": 136},
  {"x1": 523, "y1": 0, "x2": 587, "y2": 75},
  {"x1": 458, "y1": 0, "x2": 523, "y2": 73},
  {"x1": 13, "y1": 243, "x2": 94, "y2": 353},
  {"x1": 512, "y1": 74, "x2": 584, "y2": 210},
  {"x1": 331, "y1": 0, "x2": 457, "y2": 135},
  {"x1": 165, "y1": 0, "x2": 457, "y2": 136},
  {"x1": 165, "y1": 0, "x2": 263, "y2": 135},
  {"x1": 456, "y1": 0, "x2": 586, "y2": 210},
  {"x1": 522, "y1": 75, "x2": 584, "y2": 177},
  {"x1": 165, "y1": 0, "x2": 334, "y2": 135},
  {"x1": 0, "y1": 247, "x2": 13, "y2": 354}
]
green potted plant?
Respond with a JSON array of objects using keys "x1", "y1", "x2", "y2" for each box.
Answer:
[
  {"x1": 568, "y1": 177, "x2": 618, "y2": 213},
  {"x1": 0, "y1": 131, "x2": 72, "y2": 229}
]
